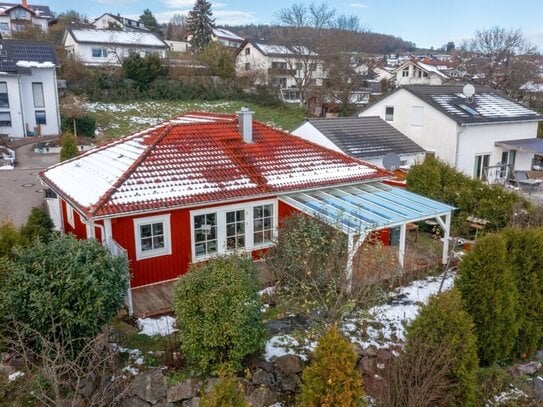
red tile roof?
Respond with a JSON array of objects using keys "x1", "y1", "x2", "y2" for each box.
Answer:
[{"x1": 40, "y1": 114, "x2": 391, "y2": 218}]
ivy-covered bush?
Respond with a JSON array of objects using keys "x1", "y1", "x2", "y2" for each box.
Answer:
[
  {"x1": 457, "y1": 233, "x2": 519, "y2": 365},
  {"x1": 503, "y1": 227, "x2": 543, "y2": 358},
  {"x1": 298, "y1": 324, "x2": 363, "y2": 407},
  {"x1": 0, "y1": 234, "x2": 128, "y2": 351},
  {"x1": 173, "y1": 255, "x2": 265, "y2": 373},
  {"x1": 60, "y1": 131, "x2": 79, "y2": 161},
  {"x1": 20, "y1": 207, "x2": 54, "y2": 243},
  {"x1": 406, "y1": 290, "x2": 479, "y2": 406},
  {"x1": 406, "y1": 156, "x2": 531, "y2": 235},
  {"x1": 0, "y1": 221, "x2": 21, "y2": 259}
]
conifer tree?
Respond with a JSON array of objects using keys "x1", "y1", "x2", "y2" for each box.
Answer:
[
  {"x1": 406, "y1": 289, "x2": 479, "y2": 406},
  {"x1": 298, "y1": 324, "x2": 363, "y2": 407},
  {"x1": 186, "y1": 0, "x2": 215, "y2": 52},
  {"x1": 201, "y1": 368, "x2": 249, "y2": 407},
  {"x1": 60, "y1": 131, "x2": 79, "y2": 161},
  {"x1": 457, "y1": 233, "x2": 519, "y2": 365},
  {"x1": 503, "y1": 227, "x2": 543, "y2": 358}
]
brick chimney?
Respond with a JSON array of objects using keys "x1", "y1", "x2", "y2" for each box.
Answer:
[
  {"x1": 22, "y1": 0, "x2": 27, "y2": 8},
  {"x1": 237, "y1": 107, "x2": 254, "y2": 143}
]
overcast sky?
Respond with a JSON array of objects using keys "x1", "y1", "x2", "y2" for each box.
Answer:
[{"x1": 51, "y1": 0, "x2": 543, "y2": 50}]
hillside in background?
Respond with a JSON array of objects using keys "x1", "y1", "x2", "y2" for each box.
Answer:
[{"x1": 223, "y1": 24, "x2": 416, "y2": 54}]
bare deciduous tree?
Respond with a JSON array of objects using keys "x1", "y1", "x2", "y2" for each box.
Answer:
[
  {"x1": 60, "y1": 94, "x2": 88, "y2": 137},
  {"x1": 462, "y1": 26, "x2": 539, "y2": 98},
  {"x1": 275, "y1": 2, "x2": 336, "y2": 107},
  {"x1": 6, "y1": 321, "x2": 129, "y2": 406}
]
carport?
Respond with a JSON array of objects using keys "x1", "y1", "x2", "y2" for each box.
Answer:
[{"x1": 279, "y1": 182, "x2": 455, "y2": 291}]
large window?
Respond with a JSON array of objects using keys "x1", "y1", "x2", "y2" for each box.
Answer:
[
  {"x1": 0, "y1": 23, "x2": 9, "y2": 31},
  {"x1": 32, "y1": 82, "x2": 44, "y2": 107},
  {"x1": 192, "y1": 201, "x2": 276, "y2": 260},
  {"x1": 253, "y1": 204, "x2": 273, "y2": 245},
  {"x1": 385, "y1": 106, "x2": 394, "y2": 122},
  {"x1": 474, "y1": 154, "x2": 490, "y2": 180},
  {"x1": 91, "y1": 48, "x2": 108, "y2": 58},
  {"x1": 194, "y1": 213, "x2": 217, "y2": 257},
  {"x1": 134, "y1": 215, "x2": 172, "y2": 260},
  {"x1": 0, "y1": 82, "x2": 9, "y2": 107},
  {"x1": 0, "y1": 112, "x2": 11, "y2": 126},
  {"x1": 226, "y1": 210, "x2": 245, "y2": 250}
]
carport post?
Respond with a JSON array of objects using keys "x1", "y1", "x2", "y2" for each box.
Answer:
[
  {"x1": 398, "y1": 223, "x2": 407, "y2": 268},
  {"x1": 442, "y1": 213, "x2": 451, "y2": 265}
]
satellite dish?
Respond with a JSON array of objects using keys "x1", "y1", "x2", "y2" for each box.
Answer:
[
  {"x1": 383, "y1": 152, "x2": 402, "y2": 170},
  {"x1": 462, "y1": 84, "x2": 475, "y2": 99}
]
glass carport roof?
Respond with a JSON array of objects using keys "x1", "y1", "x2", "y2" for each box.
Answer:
[{"x1": 279, "y1": 182, "x2": 455, "y2": 235}]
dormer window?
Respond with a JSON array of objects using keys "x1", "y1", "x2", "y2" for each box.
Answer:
[{"x1": 402, "y1": 67, "x2": 409, "y2": 77}]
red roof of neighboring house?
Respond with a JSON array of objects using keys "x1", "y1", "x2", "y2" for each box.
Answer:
[{"x1": 40, "y1": 113, "x2": 390, "y2": 219}]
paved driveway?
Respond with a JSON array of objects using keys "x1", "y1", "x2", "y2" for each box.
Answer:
[{"x1": 0, "y1": 143, "x2": 59, "y2": 226}]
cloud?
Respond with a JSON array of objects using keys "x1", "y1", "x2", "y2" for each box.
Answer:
[
  {"x1": 164, "y1": 0, "x2": 225, "y2": 7},
  {"x1": 96, "y1": 0, "x2": 137, "y2": 4},
  {"x1": 128, "y1": 8, "x2": 256, "y2": 25},
  {"x1": 349, "y1": 2, "x2": 368, "y2": 8}
]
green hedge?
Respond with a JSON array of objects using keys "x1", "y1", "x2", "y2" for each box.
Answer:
[{"x1": 61, "y1": 114, "x2": 97, "y2": 138}]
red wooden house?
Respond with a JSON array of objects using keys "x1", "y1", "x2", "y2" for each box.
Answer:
[{"x1": 40, "y1": 109, "x2": 454, "y2": 316}]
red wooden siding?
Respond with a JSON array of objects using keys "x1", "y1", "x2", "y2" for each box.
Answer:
[
  {"x1": 61, "y1": 199, "x2": 87, "y2": 239},
  {"x1": 278, "y1": 200, "x2": 300, "y2": 226}
]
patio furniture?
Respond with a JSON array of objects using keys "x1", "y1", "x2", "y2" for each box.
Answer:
[{"x1": 514, "y1": 170, "x2": 543, "y2": 195}]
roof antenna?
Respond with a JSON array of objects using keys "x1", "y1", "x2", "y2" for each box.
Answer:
[{"x1": 462, "y1": 83, "x2": 475, "y2": 103}]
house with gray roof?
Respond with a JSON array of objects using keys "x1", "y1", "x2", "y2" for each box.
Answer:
[
  {"x1": 292, "y1": 116, "x2": 426, "y2": 168},
  {"x1": 358, "y1": 85, "x2": 543, "y2": 182},
  {"x1": 0, "y1": 39, "x2": 60, "y2": 138}
]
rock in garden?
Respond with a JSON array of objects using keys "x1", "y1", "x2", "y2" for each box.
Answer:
[
  {"x1": 248, "y1": 386, "x2": 278, "y2": 407},
  {"x1": 122, "y1": 396, "x2": 152, "y2": 407},
  {"x1": 131, "y1": 369, "x2": 167, "y2": 404},
  {"x1": 167, "y1": 378, "x2": 202, "y2": 402},
  {"x1": 155, "y1": 403, "x2": 174, "y2": 407},
  {"x1": 510, "y1": 361, "x2": 541, "y2": 376},
  {"x1": 203, "y1": 377, "x2": 219, "y2": 394},
  {"x1": 181, "y1": 398, "x2": 200, "y2": 407},
  {"x1": 536, "y1": 350, "x2": 543, "y2": 362},
  {"x1": 279, "y1": 373, "x2": 301, "y2": 392},
  {"x1": 274, "y1": 354, "x2": 303, "y2": 375},
  {"x1": 533, "y1": 376, "x2": 543, "y2": 402},
  {"x1": 252, "y1": 368, "x2": 275, "y2": 388}
]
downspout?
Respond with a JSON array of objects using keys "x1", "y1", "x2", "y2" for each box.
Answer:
[
  {"x1": 52, "y1": 67, "x2": 61, "y2": 135},
  {"x1": 17, "y1": 74, "x2": 26, "y2": 137},
  {"x1": 455, "y1": 125, "x2": 465, "y2": 169}
]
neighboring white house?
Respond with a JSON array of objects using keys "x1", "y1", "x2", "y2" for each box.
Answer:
[
  {"x1": 0, "y1": 1, "x2": 50, "y2": 38},
  {"x1": 0, "y1": 39, "x2": 60, "y2": 138},
  {"x1": 165, "y1": 40, "x2": 189, "y2": 52},
  {"x1": 292, "y1": 116, "x2": 426, "y2": 168},
  {"x1": 184, "y1": 28, "x2": 244, "y2": 49},
  {"x1": 235, "y1": 39, "x2": 325, "y2": 103},
  {"x1": 393, "y1": 60, "x2": 450, "y2": 86},
  {"x1": 358, "y1": 85, "x2": 543, "y2": 182},
  {"x1": 63, "y1": 28, "x2": 168, "y2": 66},
  {"x1": 92, "y1": 13, "x2": 148, "y2": 32}
]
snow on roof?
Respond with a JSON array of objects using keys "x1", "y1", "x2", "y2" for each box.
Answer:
[
  {"x1": 15, "y1": 60, "x2": 55, "y2": 68},
  {"x1": 417, "y1": 61, "x2": 449, "y2": 79},
  {"x1": 254, "y1": 42, "x2": 316, "y2": 57},
  {"x1": 213, "y1": 28, "x2": 243, "y2": 41},
  {"x1": 399, "y1": 85, "x2": 543, "y2": 125},
  {"x1": 521, "y1": 81, "x2": 543, "y2": 92},
  {"x1": 68, "y1": 29, "x2": 167, "y2": 48},
  {"x1": 41, "y1": 113, "x2": 390, "y2": 218}
]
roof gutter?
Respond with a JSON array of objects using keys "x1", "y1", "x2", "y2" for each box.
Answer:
[
  {"x1": 81, "y1": 176, "x2": 393, "y2": 222},
  {"x1": 459, "y1": 118, "x2": 543, "y2": 127}
]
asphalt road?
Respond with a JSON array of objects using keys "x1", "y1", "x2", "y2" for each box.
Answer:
[{"x1": 0, "y1": 143, "x2": 59, "y2": 226}]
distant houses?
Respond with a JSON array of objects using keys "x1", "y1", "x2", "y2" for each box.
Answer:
[
  {"x1": 0, "y1": 39, "x2": 60, "y2": 138},
  {"x1": 92, "y1": 12, "x2": 149, "y2": 32},
  {"x1": 0, "y1": 1, "x2": 53, "y2": 38},
  {"x1": 63, "y1": 28, "x2": 169, "y2": 66}
]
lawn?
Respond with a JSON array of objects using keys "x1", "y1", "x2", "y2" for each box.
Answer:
[{"x1": 87, "y1": 100, "x2": 307, "y2": 141}]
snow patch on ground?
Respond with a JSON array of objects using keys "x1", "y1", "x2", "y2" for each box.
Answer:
[
  {"x1": 137, "y1": 316, "x2": 178, "y2": 337},
  {"x1": 486, "y1": 386, "x2": 528, "y2": 406},
  {"x1": 259, "y1": 286, "x2": 276, "y2": 296},
  {"x1": 8, "y1": 371, "x2": 24, "y2": 381},
  {"x1": 264, "y1": 335, "x2": 315, "y2": 362},
  {"x1": 343, "y1": 272, "x2": 456, "y2": 349}
]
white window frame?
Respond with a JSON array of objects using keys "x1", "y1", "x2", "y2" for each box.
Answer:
[
  {"x1": 66, "y1": 203, "x2": 74, "y2": 228},
  {"x1": 32, "y1": 82, "x2": 44, "y2": 107},
  {"x1": 134, "y1": 214, "x2": 172, "y2": 260},
  {"x1": 190, "y1": 199, "x2": 277, "y2": 262},
  {"x1": 474, "y1": 153, "x2": 490, "y2": 180}
]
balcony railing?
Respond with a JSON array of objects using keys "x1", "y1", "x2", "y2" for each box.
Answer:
[{"x1": 268, "y1": 67, "x2": 296, "y2": 76}]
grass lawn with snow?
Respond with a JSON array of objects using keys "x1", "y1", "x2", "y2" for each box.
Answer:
[{"x1": 88, "y1": 100, "x2": 306, "y2": 141}]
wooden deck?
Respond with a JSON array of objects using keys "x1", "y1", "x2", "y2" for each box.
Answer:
[{"x1": 131, "y1": 280, "x2": 177, "y2": 318}]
